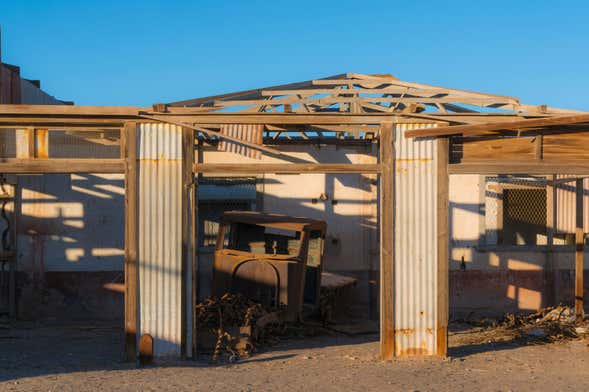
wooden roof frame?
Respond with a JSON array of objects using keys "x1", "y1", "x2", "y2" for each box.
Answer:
[{"x1": 167, "y1": 72, "x2": 583, "y2": 119}]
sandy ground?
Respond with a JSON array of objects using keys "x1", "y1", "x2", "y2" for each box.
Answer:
[{"x1": 1, "y1": 321, "x2": 588, "y2": 392}]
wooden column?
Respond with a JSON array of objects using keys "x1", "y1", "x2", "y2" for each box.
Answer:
[
  {"x1": 436, "y1": 137, "x2": 449, "y2": 357},
  {"x1": 379, "y1": 121, "x2": 395, "y2": 360},
  {"x1": 123, "y1": 122, "x2": 138, "y2": 361},
  {"x1": 576, "y1": 179, "x2": 585, "y2": 321},
  {"x1": 181, "y1": 127, "x2": 194, "y2": 358},
  {"x1": 192, "y1": 137, "x2": 202, "y2": 358}
]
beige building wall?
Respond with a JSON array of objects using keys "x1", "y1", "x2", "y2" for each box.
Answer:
[{"x1": 449, "y1": 174, "x2": 588, "y2": 315}]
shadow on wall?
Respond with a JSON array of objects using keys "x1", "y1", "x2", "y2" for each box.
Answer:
[
  {"x1": 13, "y1": 173, "x2": 125, "y2": 321},
  {"x1": 449, "y1": 188, "x2": 588, "y2": 318}
]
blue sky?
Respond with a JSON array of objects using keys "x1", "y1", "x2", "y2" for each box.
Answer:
[{"x1": 2, "y1": 1, "x2": 588, "y2": 110}]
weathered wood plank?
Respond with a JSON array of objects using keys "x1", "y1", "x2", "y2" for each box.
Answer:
[
  {"x1": 181, "y1": 127, "x2": 194, "y2": 358},
  {"x1": 406, "y1": 114, "x2": 589, "y2": 138},
  {"x1": 193, "y1": 163, "x2": 382, "y2": 174},
  {"x1": 436, "y1": 138, "x2": 449, "y2": 357},
  {"x1": 379, "y1": 121, "x2": 394, "y2": 360},
  {"x1": 448, "y1": 161, "x2": 589, "y2": 175},
  {"x1": 124, "y1": 122, "x2": 138, "y2": 362},
  {"x1": 0, "y1": 159, "x2": 125, "y2": 173},
  {"x1": 458, "y1": 137, "x2": 536, "y2": 161}
]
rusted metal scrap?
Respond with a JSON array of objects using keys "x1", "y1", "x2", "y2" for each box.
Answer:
[{"x1": 195, "y1": 293, "x2": 281, "y2": 363}]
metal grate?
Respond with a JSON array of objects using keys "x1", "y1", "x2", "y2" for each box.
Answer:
[{"x1": 502, "y1": 188, "x2": 547, "y2": 245}]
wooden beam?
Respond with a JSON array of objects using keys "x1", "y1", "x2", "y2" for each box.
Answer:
[
  {"x1": 379, "y1": 121, "x2": 394, "y2": 360},
  {"x1": 139, "y1": 114, "x2": 282, "y2": 155},
  {"x1": 143, "y1": 113, "x2": 402, "y2": 125},
  {"x1": 193, "y1": 163, "x2": 382, "y2": 174},
  {"x1": 167, "y1": 74, "x2": 347, "y2": 107},
  {"x1": 192, "y1": 138, "x2": 201, "y2": 358},
  {"x1": 448, "y1": 161, "x2": 589, "y2": 175},
  {"x1": 123, "y1": 122, "x2": 138, "y2": 362},
  {"x1": 405, "y1": 114, "x2": 589, "y2": 138},
  {"x1": 436, "y1": 137, "x2": 449, "y2": 357},
  {"x1": 181, "y1": 127, "x2": 194, "y2": 358},
  {"x1": 576, "y1": 179, "x2": 585, "y2": 321},
  {"x1": 0, "y1": 159, "x2": 125, "y2": 173},
  {"x1": 0, "y1": 104, "x2": 144, "y2": 116}
]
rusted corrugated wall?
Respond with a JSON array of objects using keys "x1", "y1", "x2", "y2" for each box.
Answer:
[
  {"x1": 137, "y1": 123, "x2": 183, "y2": 357},
  {"x1": 393, "y1": 123, "x2": 440, "y2": 356}
]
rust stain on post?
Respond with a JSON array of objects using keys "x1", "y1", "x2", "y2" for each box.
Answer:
[
  {"x1": 35, "y1": 129, "x2": 49, "y2": 158},
  {"x1": 398, "y1": 347, "x2": 430, "y2": 356}
]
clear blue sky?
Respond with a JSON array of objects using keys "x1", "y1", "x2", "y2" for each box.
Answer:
[{"x1": 2, "y1": 1, "x2": 589, "y2": 110}]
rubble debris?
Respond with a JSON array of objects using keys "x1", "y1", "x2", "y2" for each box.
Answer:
[
  {"x1": 195, "y1": 293, "x2": 285, "y2": 363},
  {"x1": 458, "y1": 305, "x2": 589, "y2": 344}
]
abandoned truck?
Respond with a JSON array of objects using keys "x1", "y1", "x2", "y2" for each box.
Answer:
[{"x1": 212, "y1": 211, "x2": 327, "y2": 321}]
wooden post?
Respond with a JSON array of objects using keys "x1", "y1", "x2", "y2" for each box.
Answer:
[
  {"x1": 436, "y1": 137, "x2": 449, "y2": 357},
  {"x1": 192, "y1": 137, "x2": 201, "y2": 358},
  {"x1": 123, "y1": 122, "x2": 138, "y2": 362},
  {"x1": 575, "y1": 179, "x2": 584, "y2": 321},
  {"x1": 35, "y1": 129, "x2": 49, "y2": 159},
  {"x1": 181, "y1": 127, "x2": 194, "y2": 358},
  {"x1": 379, "y1": 121, "x2": 395, "y2": 360}
]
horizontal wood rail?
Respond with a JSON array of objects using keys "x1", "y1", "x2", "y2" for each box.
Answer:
[
  {"x1": 448, "y1": 161, "x2": 589, "y2": 175},
  {"x1": 193, "y1": 163, "x2": 382, "y2": 174},
  {"x1": 0, "y1": 159, "x2": 125, "y2": 174}
]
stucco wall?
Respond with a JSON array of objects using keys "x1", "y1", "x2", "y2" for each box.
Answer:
[{"x1": 449, "y1": 174, "x2": 589, "y2": 316}]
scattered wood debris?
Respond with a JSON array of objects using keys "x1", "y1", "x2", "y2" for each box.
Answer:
[{"x1": 456, "y1": 305, "x2": 589, "y2": 344}]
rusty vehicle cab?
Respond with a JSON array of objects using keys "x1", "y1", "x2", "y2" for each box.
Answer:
[{"x1": 213, "y1": 211, "x2": 326, "y2": 321}]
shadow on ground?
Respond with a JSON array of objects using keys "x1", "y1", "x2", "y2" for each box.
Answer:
[
  {"x1": 0, "y1": 320, "x2": 379, "y2": 383},
  {"x1": 448, "y1": 322, "x2": 553, "y2": 359}
]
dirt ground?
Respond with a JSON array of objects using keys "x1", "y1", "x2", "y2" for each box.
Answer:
[{"x1": 1, "y1": 321, "x2": 588, "y2": 392}]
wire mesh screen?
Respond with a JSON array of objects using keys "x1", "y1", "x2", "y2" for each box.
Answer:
[
  {"x1": 502, "y1": 188, "x2": 547, "y2": 245},
  {"x1": 485, "y1": 176, "x2": 548, "y2": 246}
]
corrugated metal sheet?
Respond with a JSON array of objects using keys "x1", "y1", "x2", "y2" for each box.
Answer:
[
  {"x1": 393, "y1": 123, "x2": 438, "y2": 356},
  {"x1": 137, "y1": 123, "x2": 183, "y2": 357},
  {"x1": 218, "y1": 124, "x2": 263, "y2": 159},
  {"x1": 555, "y1": 175, "x2": 589, "y2": 234}
]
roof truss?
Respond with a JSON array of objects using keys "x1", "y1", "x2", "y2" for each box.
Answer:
[{"x1": 167, "y1": 72, "x2": 582, "y2": 118}]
